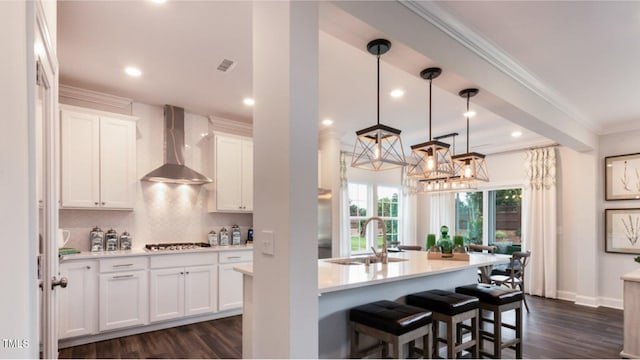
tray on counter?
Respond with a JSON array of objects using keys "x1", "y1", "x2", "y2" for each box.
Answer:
[{"x1": 427, "y1": 252, "x2": 469, "y2": 261}]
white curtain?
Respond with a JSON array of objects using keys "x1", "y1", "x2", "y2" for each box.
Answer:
[
  {"x1": 522, "y1": 146, "x2": 557, "y2": 298},
  {"x1": 401, "y1": 168, "x2": 418, "y2": 246},
  {"x1": 339, "y1": 152, "x2": 352, "y2": 256},
  {"x1": 428, "y1": 193, "x2": 455, "y2": 238}
]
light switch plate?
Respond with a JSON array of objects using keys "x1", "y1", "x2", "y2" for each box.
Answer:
[{"x1": 262, "y1": 230, "x2": 274, "y2": 256}]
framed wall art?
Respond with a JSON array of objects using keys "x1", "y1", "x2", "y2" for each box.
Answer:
[
  {"x1": 605, "y1": 152, "x2": 640, "y2": 200},
  {"x1": 605, "y1": 208, "x2": 640, "y2": 254}
]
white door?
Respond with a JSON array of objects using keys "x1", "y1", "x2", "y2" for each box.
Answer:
[
  {"x1": 33, "y1": 2, "x2": 62, "y2": 357},
  {"x1": 184, "y1": 265, "x2": 217, "y2": 316},
  {"x1": 58, "y1": 261, "x2": 97, "y2": 339},
  {"x1": 149, "y1": 268, "x2": 185, "y2": 322}
]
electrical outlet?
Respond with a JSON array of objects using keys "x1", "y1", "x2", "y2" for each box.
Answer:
[{"x1": 262, "y1": 230, "x2": 274, "y2": 256}]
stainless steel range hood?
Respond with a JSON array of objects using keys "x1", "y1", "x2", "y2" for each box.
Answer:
[{"x1": 141, "y1": 105, "x2": 212, "y2": 185}]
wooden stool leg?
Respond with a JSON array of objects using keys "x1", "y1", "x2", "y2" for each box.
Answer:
[
  {"x1": 393, "y1": 337, "x2": 403, "y2": 359},
  {"x1": 350, "y1": 323, "x2": 359, "y2": 358},
  {"x1": 432, "y1": 321, "x2": 439, "y2": 358},
  {"x1": 456, "y1": 322, "x2": 463, "y2": 358},
  {"x1": 423, "y1": 333, "x2": 432, "y2": 359},
  {"x1": 447, "y1": 318, "x2": 455, "y2": 359},
  {"x1": 471, "y1": 310, "x2": 479, "y2": 358},
  {"x1": 494, "y1": 309, "x2": 502, "y2": 359}
]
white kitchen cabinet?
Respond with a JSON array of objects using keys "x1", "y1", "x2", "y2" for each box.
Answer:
[
  {"x1": 149, "y1": 265, "x2": 217, "y2": 322},
  {"x1": 149, "y1": 252, "x2": 218, "y2": 323},
  {"x1": 98, "y1": 258, "x2": 148, "y2": 331},
  {"x1": 218, "y1": 250, "x2": 253, "y2": 311},
  {"x1": 60, "y1": 105, "x2": 137, "y2": 210},
  {"x1": 210, "y1": 133, "x2": 253, "y2": 212},
  {"x1": 58, "y1": 260, "x2": 97, "y2": 339}
]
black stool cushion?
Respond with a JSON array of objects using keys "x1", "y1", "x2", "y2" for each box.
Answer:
[
  {"x1": 406, "y1": 289, "x2": 479, "y2": 315},
  {"x1": 349, "y1": 300, "x2": 432, "y2": 336},
  {"x1": 455, "y1": 284, "x2": 523, "y2": 305}
]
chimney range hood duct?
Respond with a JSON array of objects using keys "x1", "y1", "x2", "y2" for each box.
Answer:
[{"x1": 141, "y1": 105, "x2": 212, "y2": 185}]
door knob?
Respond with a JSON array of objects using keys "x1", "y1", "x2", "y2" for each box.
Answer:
[{"x1": 51, "y1": 276, "x2": 68, "y2": 290}]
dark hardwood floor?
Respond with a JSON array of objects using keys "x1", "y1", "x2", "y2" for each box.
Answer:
[{"x1": 59, "y1": 295, "x2": 623, "y2": 359}]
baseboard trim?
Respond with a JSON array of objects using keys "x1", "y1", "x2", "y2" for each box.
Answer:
[
  {"x1": 555, "y1": 290, "x2": 622, "y2": 309},
  {"x1": 58, "y1": 308, "x2": 242, "y2": 349}
]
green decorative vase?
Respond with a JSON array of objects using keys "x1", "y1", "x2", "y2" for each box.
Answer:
[
  {"x1": 438, "y1": 225, "x2": 453, "y2": 254},
  {"x1": 426, "y1": 234, "x2": 436, "y2": 249}
]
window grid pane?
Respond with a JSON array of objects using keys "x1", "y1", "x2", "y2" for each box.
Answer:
[
  {"x1": 492, "y1": 188, "x2": 522, "y2": 246},
  {"x1": 455, "y1": 191, "x2": 483, "y2": 245}
]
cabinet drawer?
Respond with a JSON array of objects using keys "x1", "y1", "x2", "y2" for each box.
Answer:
[
  {"x1": 219, "y1": 250, "x2": 253, "y2": 263},
  {"x1": 150, "y1": 252, "x2": 218, "y2": 269},
  {"x1": 99, "y1": 257, "x2": 148, "y2": 273}
]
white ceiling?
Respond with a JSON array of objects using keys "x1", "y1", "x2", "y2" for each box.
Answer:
[{"x1": 57, "y1": 1, "x2": 640, "y2": 155}]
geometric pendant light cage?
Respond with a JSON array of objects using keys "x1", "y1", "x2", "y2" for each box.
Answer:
[
  {"x1": 417, "y1": 133, "x2": 477, "y2": 193},
  {"x1": 351, "y1": 39, "x2": 406, "y2": 171},
  {"x1": 407, "y1": 67, "x2": 455, "y2": 179},
  {"x1": 451, "y1": 88, "x2": 490, "y2": 183}
]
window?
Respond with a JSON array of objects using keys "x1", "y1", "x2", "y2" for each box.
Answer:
[
  {"x1": 455, "y1": 187, "x2": 522, "y2": 252},
  {"x1": 455, "y1": 191, "x2": 483, "y2": 245},
  {"x1": 348, "y1": 183, "x2": 400, "y2": 254},
  {"x1": 489, "y1": 188, "x2": 522, "y2": 246}
]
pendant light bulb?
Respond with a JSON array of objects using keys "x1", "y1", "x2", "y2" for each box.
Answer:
[
  {"x1": 426, "y1": 155, "x2": 435, "y2": 170},
  {"x1": 463, "y1": 162, "x2": 473, "y2": 178}
]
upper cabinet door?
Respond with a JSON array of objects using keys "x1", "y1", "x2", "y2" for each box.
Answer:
[
  {"x1": 60, "y1": 110, "x2": 101, "y2": 208},
  {"x1": 60, "y1": 106, "x2": 137, "y2": 210},
  {"x1": 99, "y1": 117, "x2": 136, "y2": 209},
  {"x1": 241, "y1": 140, "x2": 253, "y2": 211},
  {"x1": 215, "y1": 134, "x2": 244, "y2": 211}
]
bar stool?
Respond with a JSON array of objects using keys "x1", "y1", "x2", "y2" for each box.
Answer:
[
  {"x1": 349, "y1": 300, "x2": 433, "y2": 358},
  {"x1": 456, "y1": 284, "x2": 523, "y2": 359},
  {"x1": 406, "y1": 290, "x2": 479, "y2": 359}
]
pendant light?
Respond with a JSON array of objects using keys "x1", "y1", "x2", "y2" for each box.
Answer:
[
  {"x1": 452, "y1": 88, "x2": 489, "y2": 183},
  {"x1": 407, "y1": 68, "x2": 455, "y2": 179},
  {"x1": 351, "y1": 39, "x2": 406, "y2": 171},
  {"x1": 417, "y1": 132, "x2": 476, "y2": 193}
]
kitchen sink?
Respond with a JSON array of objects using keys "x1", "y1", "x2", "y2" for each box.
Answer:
[{"x1": 324, "y1": 256, "x2": 408, "y2": 265}]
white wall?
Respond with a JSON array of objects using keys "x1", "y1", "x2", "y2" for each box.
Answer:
[
  {"x1": 58, "y1": 100, "x2": 253, "y2": 250},
  {"x1": 598, "y1": 130, "x2": 640, "y2": 306}
]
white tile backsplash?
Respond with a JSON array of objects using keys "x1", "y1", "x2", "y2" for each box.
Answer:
[{"x1": 59, "y1": 101, "x2": 252, "y2": 251}]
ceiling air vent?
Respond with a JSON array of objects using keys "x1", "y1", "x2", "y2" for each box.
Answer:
[{"x1": 217, "y1": 59, "x2": 236, "y2": 72}]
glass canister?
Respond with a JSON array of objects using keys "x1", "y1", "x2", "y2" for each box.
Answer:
[
  {"x1": 219, "y1": 227, "x2": 230, "y2": 246},
  {"x1": 90, "y1": 226, "x2": 104, "y2": 252},
  {"x1": 120, "y1": 231, "x2": 132, "y2": 250},
  {"x1": 208, "y1": 230, "x2": 219, "y2": 246},
  {"x1": 231, "y1": 224, "x2": 241, "y2": 245},
  {"x1": 105, "y1": 228, "x2": 119, "y2": 251}
]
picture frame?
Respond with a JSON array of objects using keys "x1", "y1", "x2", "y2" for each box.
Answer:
[
  {"x1": 605, "y1": 152, "x2": 640, "y2": 200},
  {"x1": 605, "y1": 208, "x2": 640, "y2": 254}
]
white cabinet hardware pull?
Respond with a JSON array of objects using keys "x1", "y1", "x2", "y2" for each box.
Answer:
[
  {"x1": 113, "y1": 264, "x2": 133, "y2": 267},
  {"x1": 227, "y1": 256, "x2": 241, "y2": 259},
  {"x1": 112, "y1": 274, "x2": 134, "y2": 279}
]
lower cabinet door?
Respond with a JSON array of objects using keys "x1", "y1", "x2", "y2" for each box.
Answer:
[
  {"x1": 218, "y1": 263, "x2": 244, "y2": 311},
  {"x1": 58, "y1": 261, "x2": 97, "y2": 339},
  {"x1": 184, "y1": 265, "x2": 218, "y2": 316},
  {"x1": 99, "y1": 271, "x2": 148, "y2": 331},
  {"x1": 149, "y1": 268, "x2": 185, "y2": 322}
]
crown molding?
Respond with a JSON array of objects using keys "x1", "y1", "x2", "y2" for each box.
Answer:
[
  {"x1": 208, "y1": 115, "x2": 253, "y2": 137},
  {"x1": 59, "y1": 84, "x2": 133, "y2": 113},
  {"x1": 400, "y1": 1, "x2": 600, "y2": 134}
]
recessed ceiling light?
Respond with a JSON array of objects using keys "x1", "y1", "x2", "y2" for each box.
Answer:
[
  {"x1": 243, "y1": 98, "x2": 255, "y2": 106},
  {"x1": 151, "y1": 0, "x2": 167, "y2": 4},
  {"x1": 463, "y1": 110, "x2": 476, "y2": 117},
  {"x1": 511, "y1": 131, "x2": 523, "y2": 138},
  {"x1": 390, "y1": 89, "x2": 405, "y2": 98},
  {"x1": 322, "y1": 118, "x2": 334, "y2": 126},
  {"x1": 124, "y1": 66, "x2": 142, "y2": 77}
]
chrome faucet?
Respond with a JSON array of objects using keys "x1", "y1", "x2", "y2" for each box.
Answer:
[{"x1": 361, "y1": 217, "x2": 388, "y2": 264}]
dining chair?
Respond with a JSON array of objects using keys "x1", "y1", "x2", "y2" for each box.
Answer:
[
  {"x1": 468, "y1": 245, "x2": 497, "y2": 283},
  {"x1": 490, "y1": 251, "x2": 531, "y2": 312}
]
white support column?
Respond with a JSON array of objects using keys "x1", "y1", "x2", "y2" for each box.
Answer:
[
  {"x1": 319, "y1": 128, "x2": 342, "y2": 257},
  {"x1": 252, "y1": 1, "x2": 319, "y2": 358}
]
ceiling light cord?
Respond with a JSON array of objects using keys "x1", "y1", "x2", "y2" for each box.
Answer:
[
  {"x1": 466, "y1": 92, "x2": 470, "y2": 154},
  {"x1": 429, "y1": 78, "x2": 433, "y2": 141},
  {"x1": 377, "y1": 53, "x2": 380, "y2": 126}
]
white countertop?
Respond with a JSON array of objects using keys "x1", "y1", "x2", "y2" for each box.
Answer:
[
  {"x1": 622, "y1": 268, "x2": 640, "y2": 282},
  {"x1": 60, "y1": 244, "x2": 253, "y2": 261},
  {"x1": 234, "y1": 251, "x2": 510, "y2": 294}
]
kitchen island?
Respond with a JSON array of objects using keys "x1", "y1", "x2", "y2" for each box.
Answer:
[{"x1": 235, "y1": 251, "x2": 510, "y2": 358}]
